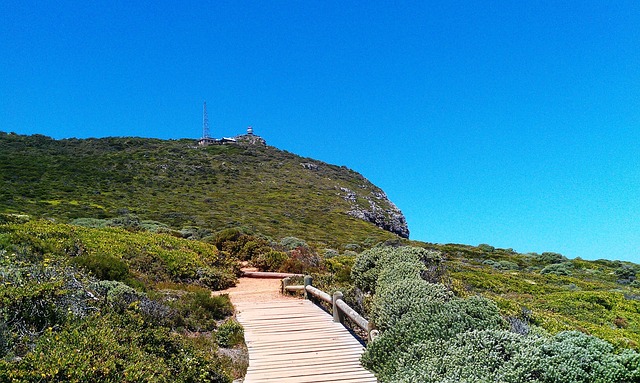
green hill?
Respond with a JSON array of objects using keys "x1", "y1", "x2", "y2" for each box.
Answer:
[
  {"x1": 3, "y1": 131, "x2": 640, "y2": 382},
  {"x1": 0, "y1": 132, "x2": 407, "y2": 247}
]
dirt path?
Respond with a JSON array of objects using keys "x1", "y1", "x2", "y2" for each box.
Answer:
[{"x1": 215, "y1": 268, "x2": 299, "y2": 306}]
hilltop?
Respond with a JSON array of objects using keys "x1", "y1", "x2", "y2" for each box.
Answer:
[{"x1": 0, "y1": 132, "x2": 407, "y2": 247}]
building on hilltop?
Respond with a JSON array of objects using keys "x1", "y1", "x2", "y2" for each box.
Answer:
[{"x1": 197, "y1": 103, "x2": 265, "y2": 146}]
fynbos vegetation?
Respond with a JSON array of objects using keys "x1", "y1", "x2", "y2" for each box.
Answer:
[{"x1": 351, "y1": 246, "x2": 640, "y2": 382}]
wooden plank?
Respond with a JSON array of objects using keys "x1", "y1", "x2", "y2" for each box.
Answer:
[
  {"x1": 242, "y1": 271, "x2": 303, "y2": 278},
  {"x1": 232, "y1": 292, "x2": 377, "y2": 382}
]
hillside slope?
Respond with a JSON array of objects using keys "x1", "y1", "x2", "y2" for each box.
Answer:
[{"x1": 0, "y1": 132, "x2": 407, "y2": 247}]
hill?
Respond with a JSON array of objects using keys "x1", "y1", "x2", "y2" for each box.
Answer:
[
  {"x1": 0, "y1": 132, "x2": 407, "y2": 247},
  {"x1": 2, "y1": 131, "x2": 640, "y2": 381}
]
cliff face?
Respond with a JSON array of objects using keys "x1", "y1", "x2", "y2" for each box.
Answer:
[{"x1": 340, "y1": 187, "x2": 409, "y2": 238}]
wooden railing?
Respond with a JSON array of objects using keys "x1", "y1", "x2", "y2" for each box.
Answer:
[{"x1": 282, "y1": 275, "x2": 379, "y2": 342}]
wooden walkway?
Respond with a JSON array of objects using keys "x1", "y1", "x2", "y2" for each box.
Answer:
[{"x1": 233, "y1": 295, "x2": 377, "y2": 382}]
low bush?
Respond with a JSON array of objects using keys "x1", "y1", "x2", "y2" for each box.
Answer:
[
  {"x1": 478, "y1": 243, "x2": 495, "y2": 253},
  {"x1": 216, "y1": 319, "x2": 244, "y2": 348},
  {"x1": 0, "y1": 312, "x2": 233, "y2": 383},
  {"x1": 280, "y1": 236, "x2": 307, "y2": 250},
  {"x1": 483, "y1": 259, "x2": 520, "y2": 271},
  {"x1": 540, "y1": 262, "x2": 573, "y2": 276},
  {"x1": 173, "y1": 291, "x2": 233, "y2": 332},
  {"x1": 251, "y1": 250, "x2": 288, "y2": 272},
  {"x1": 0, "y1": 221, "x2": 240, "y2": 381},
  {"x1": 535, "y1": 252, "x2": 567, "y2": 265},
  {"x1": 71, "y1": 253, "x2": 130, "y2": 281}
]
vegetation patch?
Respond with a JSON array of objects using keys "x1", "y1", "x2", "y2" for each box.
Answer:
[{"x1": 351, "y1": 245, "x2": 640, "y2": 382}]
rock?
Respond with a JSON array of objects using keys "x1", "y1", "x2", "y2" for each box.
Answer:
[
  {"x1": 235, "y1": 134, "x2": 267, "y2": 146},
  {"x1": 300, "y1": 162, "x2": 319, "y2": 170},
  {"x1": 340, "y1": 187, "x2": 409, "y2": 238}
]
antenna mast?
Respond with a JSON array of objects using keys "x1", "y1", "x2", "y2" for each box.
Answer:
[{"x1": 202, "y1": 101, "x2": 210, "y2": 139}]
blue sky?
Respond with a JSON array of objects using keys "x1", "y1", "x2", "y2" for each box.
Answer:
[{"x1": 1, "y1": 1, "x2": 639, "y2": 262}]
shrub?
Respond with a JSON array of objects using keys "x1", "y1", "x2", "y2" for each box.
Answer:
[
  {"x1": 351, "y1": 246, "x2": 386, "y2": 293},
  {"x1": 535, "y1": 252, "x2": 567, "y2": 265},
  {"x1": 72, "y1": 254, "x2": 130, "y2": 281},
  {"x1": 0, "y1": 312, "x2": 233, "y2": 383},
  {"x1": 211, "y1": 228, "x2": 243, "y2": 249},
  {"x1": 363, "y1": 295, "x2": 505, "y2": 379},
  {"x1": 323, "y1": 248, "x2": 340, "y2": 258},
  {"x1": 239, "y1": 239, "x2": 271, "y2": 261},
  {"x1": 251, "y1": 250, "x2": 288, "y2": 272},
  {"x1": 216, "y1": 319, "x2": 244, "y2": 348},
  {"x1": 0, "y1": 258, "x2": 98, "y2": 357},
  {"x1": 483, "y1": 259, "x2": 520, "y2": 271},
  {"x1": 280, "y1": 236, "x2": 307, "y2": 250},
  {"x1": 616, "y1": 265, "x2": 637, "y2": 285},
  {"x1": 371, "y1": 279, "x2": 452, "y2": 330},
  {"x1": 197, "y1": 267, "x2": 237, "y2": 291},
  {"x1": 324, "y1": 255, "x2": 355, "y2": 283},
  {"x1": 478, "y1": 243, "x2": 495, "y2": 253},
  {"x1": 540, "y1": 262, "x2": 573, "y2": 276},
  {"x1": 173, "y1": 291, "x2": 233, "y2": 332},
  {"x1": 352, "y1": 245, "x2": 436, "y2": 294},
  {"x1": 535, "y1": 331, "x2": 640, "y2": 382},
  {"x1": 280, "y1": 246, "x2": 320, "y2": 274}
]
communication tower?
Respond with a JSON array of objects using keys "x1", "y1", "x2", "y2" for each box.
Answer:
[{"x1": 202, "y1": 101, "x2": 210, "y2": 139}]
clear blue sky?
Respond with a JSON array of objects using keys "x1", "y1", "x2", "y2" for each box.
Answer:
[{"x1": 2, "y1": 1, "x2": 639, "y2": 263}]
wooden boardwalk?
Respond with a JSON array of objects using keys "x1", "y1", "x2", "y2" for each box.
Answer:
[{"x1": 234, "y1": 297, "x2": 377, "y2": 383}]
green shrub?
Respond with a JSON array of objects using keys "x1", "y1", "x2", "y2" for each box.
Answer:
[
  {"x1": 324, "y1": 255, "x2": 355, "y2": 283},
  {"x1": 70, "y1": 217, "x2": 109, "y2": 228},
  {"x1": 0, "y1": 312, "x2": 233, "y2": 383},
  {"x1": 216, "y1": 319, "x2": 244, "y2": 348},
  {"x1": 0, "y1": 257, "x2": 98, "y2": 357},
  {"x1": 197, "y1": 267, "x2": 237, "y2": 291},
  {"x1": 616, "y1": 265, "x2": 638, "y2": 285},
  {"x1": 280, "y1": 236, "x2": 307, "y2": 250},
  {"x1": 251, "y1": 250, "x2": 289, "y2": 272},
  {"x1": 364, "y1": 295, "x2": 505, "y2": 378},
  {"x1": 540, "y1": 262, "x2": 573, "y2": 276},
  {"x1": 535, "y1": 252, "x2": 567, "y2": 265},
  {"x1": 478, "y1": 243, "x2": 495, "y2": 253},
  {"x1": 351, "y1": 246, "x2": 386, "y2": 293},
  {"x1": 357, "y1": 245, "x2": 640, "y2": 382},
  {"x1": 352, "y1": 245, "x2": 436, "y2": 294},
  {"x1": 483, "y1": 259, "x2": 520, "y2": 271},
  {"x1": 535, "y1": 331, "x2": 639, "y2": 382},
  {"x1": 71, "y1": 254, "x2": 130, "y2": 281},
  {"x1": 173, "y1": 291, "x2": 233, "y2": 332},
  {"x1": 323, "y1": 248, "x2": 340, "y2": 258},
  {"x1": 211, "y1": 228, "x2": 243, "y2": 249},
  {"x1": 372, "y1": 279, "x2": 452, "y2": 330},
  {"x1": 239, "y1": 239, "x2": 271, "y2": 261}
]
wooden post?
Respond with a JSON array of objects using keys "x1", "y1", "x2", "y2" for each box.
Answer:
[
  {"x1": 367, "y1": 320, "x2": 377, "y2": 342},
  {"x1": 281, "y1": 277, "x2": 290, "y2": 294},
  {"x1": 303, "y1": 275, "x2": 313, "y2": 300},
  {"x1": 333, "y1": 291, "x2": 345, "y2": 324}
]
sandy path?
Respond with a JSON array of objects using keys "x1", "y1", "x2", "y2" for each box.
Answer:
[{"x1": 215, "y1": 269, "x2": 299, "y2": 306}]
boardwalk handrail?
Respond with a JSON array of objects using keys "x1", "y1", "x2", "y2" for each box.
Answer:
[{"x1": 282, "y1": 275, "x2": 378, "y2": 342}]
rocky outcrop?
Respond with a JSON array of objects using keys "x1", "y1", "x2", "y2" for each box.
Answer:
[
  {"x1": 235, "y1": 134, "x2": 267, "y2": 146},
  {"x1": 339, "y1": 186, "x2": 410, "y2": 238}
]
